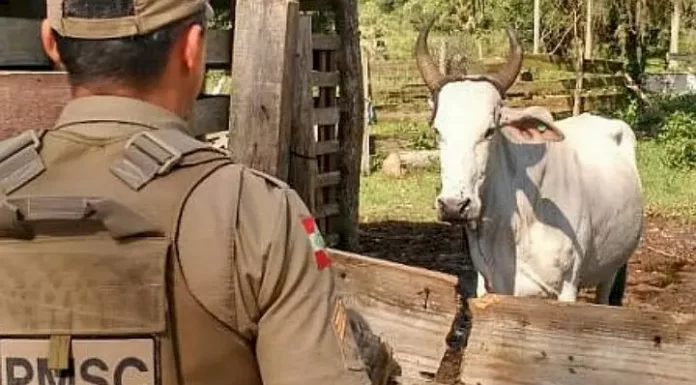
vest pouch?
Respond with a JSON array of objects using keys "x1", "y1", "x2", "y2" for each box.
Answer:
[{"x1": 0, "y1": 195, "x2": 169, "y2": 385}]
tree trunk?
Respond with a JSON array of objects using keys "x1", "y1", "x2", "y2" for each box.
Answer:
[
  {"x1": 533, "y1": 0, "x2": 541, "y2": 54},
  {"x1": 670, "y1": 0, "x2": 681, "y2": 54},
  {"x1": 584, "y1": 0, "x2": 593, "y2": 59},
  {"x1": 625, "y1": 0, "x2": 644, "y2": 82},
  {"x1": 573, "y1": 6, "x2": 585, "y2": 116}
]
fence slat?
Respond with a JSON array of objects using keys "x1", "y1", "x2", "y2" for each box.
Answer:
[
  {"x1": 288, "y1": 15, "x2": 318, "y2": 214},
  {"x1": 190, "y1": 95, "x2": 231, "y2": 138},
  {"x1": 205, "y1": 29, "x2": 233, "y2": 69},
  {"x1": 314, "y1": 107, "x2": 339, "y2": 125},
  {"x1": 311, "y1": 71, "x2": 340, "y2": 87},
  {"x1": 0, "y1": 18, "x2": 50, "y2": 68},
  {"x1": 316, "y1": 202, "x2": 340, "y2": 219},
  {"x1": 299, "y1": 0, "x2": 334, "y2": 12},
  {"x1": 312, "y1": 34, "x2": 341, "y2": 51},
  {"x1": 318, "y1": 171, "x2": 341, "y2": 187},
  {"x1": 316, "y1": 139, "x2": 339, "y2": 155}
]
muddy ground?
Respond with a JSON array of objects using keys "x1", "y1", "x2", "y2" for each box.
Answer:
[{"x1": 356, "y1": 211, "x2": 696, "y2": 314}]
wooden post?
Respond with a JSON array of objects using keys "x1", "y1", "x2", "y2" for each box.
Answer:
[
  {"x1": 288, "y1": 15, "x2": 317, "y2": 213},
  {"x1": 360, "y1": 48, "x2": 372, "y2": 176},
  {"x1": 533, "y1": 0, "x2": 541, "y2": 54},
  {"x1": 228, "y1": 0, "x2": 299, "y2": 180},
  {"x1": 334, "y1": 0, "x2": 365, "y2": 251}
]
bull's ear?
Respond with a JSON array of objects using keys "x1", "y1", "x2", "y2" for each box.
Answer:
[{"x1": 499, "y1": 106, "x2": 564, "y2": 143}]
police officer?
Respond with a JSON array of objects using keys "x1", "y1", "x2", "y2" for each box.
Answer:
[{"x1": 0, "y1": 0, "x2": 371, "y2": 384}]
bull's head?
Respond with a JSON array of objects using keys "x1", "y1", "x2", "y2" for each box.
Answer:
[{"x1": 415, "y1": 18, "x2": 564, "y2": 226}]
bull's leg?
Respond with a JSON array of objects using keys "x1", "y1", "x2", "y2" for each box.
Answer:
[
  {"x1": 476, "y1": 272, "x2": 488, "y2": 297},
  {"x1": 594, "y1": 279, "x2": 613, "y2": 305},
  {"x1": 594, "y1": 263, "x2": 628, "y2": 306},
  {"x1": 557, "y1": 252, "x2": 582, "y2": 302},
  {"x1": 608, "y1": 263, "x2": 628, "y2": 306}
]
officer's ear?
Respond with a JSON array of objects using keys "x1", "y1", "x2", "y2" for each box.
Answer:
[
  {"x1": 179, "y1": 22, "x2": 206, "y2": 76},
  {"x1": 40, "y1": 19, "x2": 65, "y2": 70}
]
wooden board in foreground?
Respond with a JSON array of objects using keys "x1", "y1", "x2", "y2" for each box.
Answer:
[{"x1": 328, "y1": 249, "x2": 696, "y2": 385}]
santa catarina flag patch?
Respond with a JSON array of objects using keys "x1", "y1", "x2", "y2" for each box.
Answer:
[{"x1": 302, "y1": 217, "x2": 331, "y2": 270}]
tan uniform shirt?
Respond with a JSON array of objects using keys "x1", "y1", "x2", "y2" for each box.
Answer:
[{"x1": 51, "y1": 96, "x2": 371, "y2": 385}]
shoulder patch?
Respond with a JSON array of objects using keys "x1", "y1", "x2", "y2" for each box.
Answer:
[{"x1": 301, "y1": 216, "x2": 332, "y2": 270}]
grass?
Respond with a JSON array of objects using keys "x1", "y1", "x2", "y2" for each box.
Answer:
[
  {"x1": 360, "y1": 165, "x2": 440, "y2": 223},
  {"x1": 360, "y1": 120, "x2": 696, "y2": 224},
  {"x1": 636, "y1": 139, "x2": 696, "y2": 219}
]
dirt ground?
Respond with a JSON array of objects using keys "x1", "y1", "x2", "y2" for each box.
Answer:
[{"x1": 356, "y1": 211, "x2": 696, "y2": 314}]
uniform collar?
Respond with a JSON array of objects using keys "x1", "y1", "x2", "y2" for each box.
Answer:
[{"x1": 52, "y1": 95, "x2": 192, "y2": 137}]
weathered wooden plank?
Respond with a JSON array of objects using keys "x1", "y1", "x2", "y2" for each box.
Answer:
[
  {"x1": 299, "y1": 0, "x2": 334, "y2": 12},
  {"x1": 318, "y1": 171, "x2": 341, "y2": 187},
  {"x1": 461, "y1": 294, "x2": 696, "y2": 385},
  {"x1": 314, "y1": 107, "x2": 339, "y2": 125},
  {"x1": 328, "y1": 249, "x2": 458, "y2": 384},
  {"x1": 316, "y1": 139, "x2": 339, "y2": 155},
  {"x1": 228, "y1": 0, "x2": 300, "y2": 180},
  {"x1": 316, "y1": 202, "x2": 339, "y2": 218},
  {"x1": 288, "y1": 15, "x2": 318, "y2": 214},
  {"x1": 312, "y1": 34, "x2": 341, "y2": 51},
  {"x1": 189, "y1": 95, "x2": 230, "y2": 137},
  {"x1": 0, "y1": 18, "x2": 51, "y2": 68},
  {"x1": 205, "y1": 29, "x2": 232, "y2": 68},
  {"x1": 0, "y1": 18, "x2": 231, "y2": 69},
  {"x1": 310, "y1": 71, "x2": 340, "y2": 87},
  {"x1": 0, "y1": 72, "x2": 70, "y2": 140}
]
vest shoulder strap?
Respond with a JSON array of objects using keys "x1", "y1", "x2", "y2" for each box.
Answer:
[
  {"x1": 110, "y1": 128, "x2": 230, "y2": 191},
  {"x1": 0, "y1": 129, "x2": 47, "y2": 195}
]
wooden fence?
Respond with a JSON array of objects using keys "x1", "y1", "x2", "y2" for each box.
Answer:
[
  {"x1": 330, "y1": 248, "x2": 696, "y2": 385},
  {"x1": 0, "y1": 0, "x2": 365, "y2": 249},
  {"x1": 368, "y1": 53, "x2": 628, "y2": 120}
]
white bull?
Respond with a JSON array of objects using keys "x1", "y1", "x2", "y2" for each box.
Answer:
[{"x1": 415, "y1": 20, "x2": 644, "y2": 305}]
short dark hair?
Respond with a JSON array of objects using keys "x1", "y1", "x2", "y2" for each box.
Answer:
[{"x1": 54, "y1": 0, "x2": 207, "y2": 89}]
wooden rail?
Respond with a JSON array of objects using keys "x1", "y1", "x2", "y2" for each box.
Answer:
[{"x1": 369, "y1": 55, "x2": 628, "y2": 118}]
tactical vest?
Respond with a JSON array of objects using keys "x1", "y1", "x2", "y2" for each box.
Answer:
[{"x1": 0, "y1": 128, "x2": 264, "y2": 385}]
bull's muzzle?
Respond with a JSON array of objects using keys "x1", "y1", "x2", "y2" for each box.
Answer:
[{"x1": 436, "y1": 196, "x2": 471, "y2": 222}]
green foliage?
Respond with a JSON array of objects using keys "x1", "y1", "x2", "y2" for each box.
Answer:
[
  {"x1": 658, "y1": 111, "x2": 696, "y2": 170},
  {"x1": 605, "y1": 93, "x2": 696, "y2": 171}
]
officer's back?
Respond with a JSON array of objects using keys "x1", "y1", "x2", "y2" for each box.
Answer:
[{"x1": 0, "y1": 1, "x2": 372, "y2": 384}]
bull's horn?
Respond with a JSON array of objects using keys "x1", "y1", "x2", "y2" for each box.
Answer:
[
  {"x1": 489, "y1": 25, "x2": 523, "y2": 94},
  {"x1": 415, "y1": 16, "x2": 446, "y2": 93}
]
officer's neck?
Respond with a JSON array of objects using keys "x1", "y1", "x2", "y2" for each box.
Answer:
[{"x1": 72, "y1": 84, "x2": 189, "y2": 119}]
